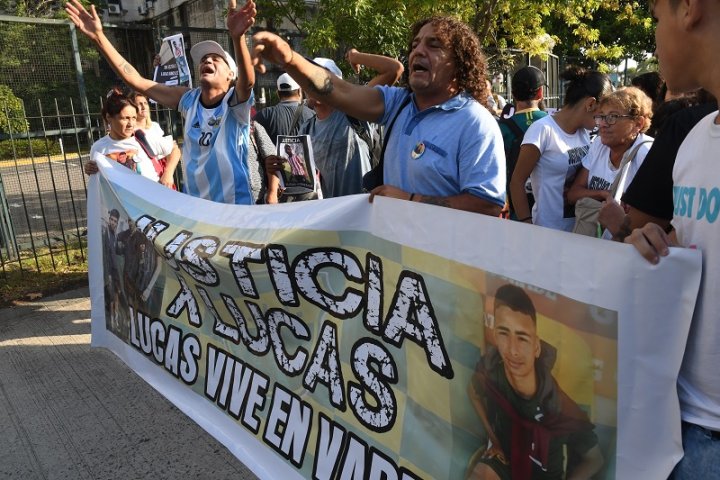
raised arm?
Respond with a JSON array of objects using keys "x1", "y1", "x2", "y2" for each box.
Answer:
[
  {"x1": 345, "y1": 48, "x2": 404, "y2": 88},
  {"x1": 227, "y1": 0, "x2": 256, "y2": 103},
  {"x1": 251, "y1": 32, "x2": 385, "y2": 122},
  {"x1": 65, "y1": 0, "x2": 188, "y2": 108}
]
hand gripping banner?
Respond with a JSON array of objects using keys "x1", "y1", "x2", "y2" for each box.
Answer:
[{"x1": 87, "y1": 156, "x2": 701, "y2": 479}]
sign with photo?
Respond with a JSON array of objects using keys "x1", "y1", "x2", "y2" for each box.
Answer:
[
  {"x1": 275, "y1": 135, "x2": 319, "y2": 196},
  {"x1": 152, "y1": 34, "x2": 192, "y2": 89}
]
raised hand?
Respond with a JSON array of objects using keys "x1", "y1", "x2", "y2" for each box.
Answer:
[
  {"x1": 65, "y1": 0, "x2": 103, "y2": 42},
  {"x1": 251, "y1": 32, "x2": 294, "y2": 74},
  {"x1": 345, "y1": 48, "x2": 361, "y2": 74},
  {"x1": 227, "y1": 0, "x2": 256, "y2": 39}
]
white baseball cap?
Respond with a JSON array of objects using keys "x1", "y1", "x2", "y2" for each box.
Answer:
[
  {"x1": 313, "y1": 57, "x2": 342, "y2": 79},
  {"x1": 190, "y1": 40, "x2": 238, "y2": 79},
  {"x1": 276, "y1": 73, "x2": 300, "y2": 92}
]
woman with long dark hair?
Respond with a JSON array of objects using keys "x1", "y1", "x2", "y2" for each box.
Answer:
[{"x1": 510, "y1": 67, "x2": 613, "y2": 231}]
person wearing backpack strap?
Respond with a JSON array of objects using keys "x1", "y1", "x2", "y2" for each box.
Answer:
[
  {"x1": 498, "y1": 66, "x2": 548, "y2": 220},
  {"x1": 254, "y1": 72, "x2": 315, "y2": 141}
]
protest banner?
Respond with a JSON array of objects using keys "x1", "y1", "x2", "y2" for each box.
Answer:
[
  {"x1": 87, "y1": 156, "x2": 701, "y2": 479},
  {"x1": 152, "y1": 34, "x2": 192, "y2": 89}
]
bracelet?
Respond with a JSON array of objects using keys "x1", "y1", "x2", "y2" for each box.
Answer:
[
  {"x1": 518, "y1": 216, "x2": 532, "y2": 222},
  {"x1": 409, "y1": 193, "x2": 415, "y2": 202}
]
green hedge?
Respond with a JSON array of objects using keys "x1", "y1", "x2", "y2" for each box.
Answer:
[{"x1": 0, "y1": 138, "x2": 62, "y2": 160}]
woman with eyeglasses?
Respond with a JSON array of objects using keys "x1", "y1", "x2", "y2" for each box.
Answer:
[
  {"x1": 84, "y1": 88, "x2": 177, "y2": 187},
  {"x1": 510, "y1": 67, "x2": 613, "y2": 231},
  {"x1": 567, "y1": 87, "x2": 653, "y2": 212}
]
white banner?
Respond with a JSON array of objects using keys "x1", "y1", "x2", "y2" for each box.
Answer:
[{"x1": 87, "y1": 156, "x2": 701, "y2": 479}]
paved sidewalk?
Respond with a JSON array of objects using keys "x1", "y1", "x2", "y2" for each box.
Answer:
[{"x1": 0, "y1": 287, "x2": 258, "y2": 480}]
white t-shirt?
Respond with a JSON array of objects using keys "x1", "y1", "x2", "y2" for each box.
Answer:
[
  {"x1": 522, "y1": 115, "x2": 591, "y2": 231},
  {"x1": 671, "y1": 110, "x2": 720, "y2": 430},
  {"x1": 146, "y1": 121, "x2": 165, "y2": 137},
  {"x1": 582, "y1": 133, "x2": 653, "y2": 199},
  {"x1": 90, "y1": 134, "x2": 174, "y2": 183}
]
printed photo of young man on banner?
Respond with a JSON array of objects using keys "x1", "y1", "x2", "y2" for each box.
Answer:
[
  {"x1": 152, "y1": 34, "x2": 192, "y2": 88},
  {"x1": 467, "y1": 280, "x2": 614, "y2": 479},
  {"x1": 87, "y1": 155, "x2": 700, "y2": 480}
]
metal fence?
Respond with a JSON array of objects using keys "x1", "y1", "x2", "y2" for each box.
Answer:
[
  {"x1": 0, "y1": 14, "x2": 294, "y2": 276},
  {"x1": 486, "y1": 49, "x2": 563, "y2": 110},
  {"x1": 0, "y1": 96, "x2": 180, "y2": 275},
  {"x1": 0, "y1": 15, "x2": 190, "y2": 276}
]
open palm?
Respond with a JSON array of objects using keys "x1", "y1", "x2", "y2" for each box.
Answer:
[
  {"x1": 65, "y1": 0, "x2": 103, "y2": 41},
  {"x1": 227, "y1": 0, "x2": 256, "y2": 39}
]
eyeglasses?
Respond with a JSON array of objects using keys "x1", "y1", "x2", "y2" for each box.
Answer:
[{"x1": 593, "y1": 114, "x2": 634, "y2": 125}]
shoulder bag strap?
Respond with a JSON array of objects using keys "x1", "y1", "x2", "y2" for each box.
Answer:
[
  {"x1": 134, "y1": 129, "x2": 164, "y2": 176},
  {"x1": 499, "y1": 115, "x2": 526, "y2": 139},
  {"x1": 346, "y1": 114, "x2": 374, "y2": 148},
  {"x1": 610, "y1": 139, "x2": 653, "y2": 201},
  {"x1": 288, "y1": 101, "x2": 305, "y2": 135},
  {"x1": 249, "y1": 122, "x2": 259, "y2": 153},
  {"x1": 376, "y1": 94, "x2": 413, "y2": 173}
]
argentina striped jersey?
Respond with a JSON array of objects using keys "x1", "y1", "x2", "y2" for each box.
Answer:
[{"x1": 178, "y1": 88, "x2": 255, "y2": 204}]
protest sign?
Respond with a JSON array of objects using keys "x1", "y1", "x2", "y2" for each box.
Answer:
[
  {"x1": 152, "y1": 34, "x2": 192, "y2": 89},
  {"x1": 87, "y1": 156, "x2": 701, "y2": 479},
  {"x1": 276, "y1": 135, "x2": 319, "y2": 196}
]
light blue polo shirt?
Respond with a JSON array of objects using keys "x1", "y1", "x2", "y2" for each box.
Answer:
[
  {"x1": 178, "y1": 88, "x2": 254, "y2": 205},
  {"x1": 375, "y1": 86, "x2": 506, "y2": 206}
]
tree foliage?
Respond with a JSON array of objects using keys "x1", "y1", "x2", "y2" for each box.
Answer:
[
  {"x1": 0, "y1": 85, "x2": 28, "y2": 134},
  {"x1": 0, "y1": 1, "x2": 104, "y2": 113},
  {"x1": 543, "y1": 0, "x2": 654, "y2": 69},
  {"x1": 257, "y1": 0, "x2": 654, "y2": 71},
  {"x1": 0, "y1": 0, "x2": 82, "y2": 18}
]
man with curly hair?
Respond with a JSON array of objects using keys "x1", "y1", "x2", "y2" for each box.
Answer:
[{"x1": 251, "y1": 16, "x2": 506, "y2": 215}]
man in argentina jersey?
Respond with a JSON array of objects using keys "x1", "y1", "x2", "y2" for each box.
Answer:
[
  {"x1": 182, "y1": 40, "x2": 253, "y2": 204},
  {"x1": 66, "y1": 0, "x2": 258, "y2": 204}
]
